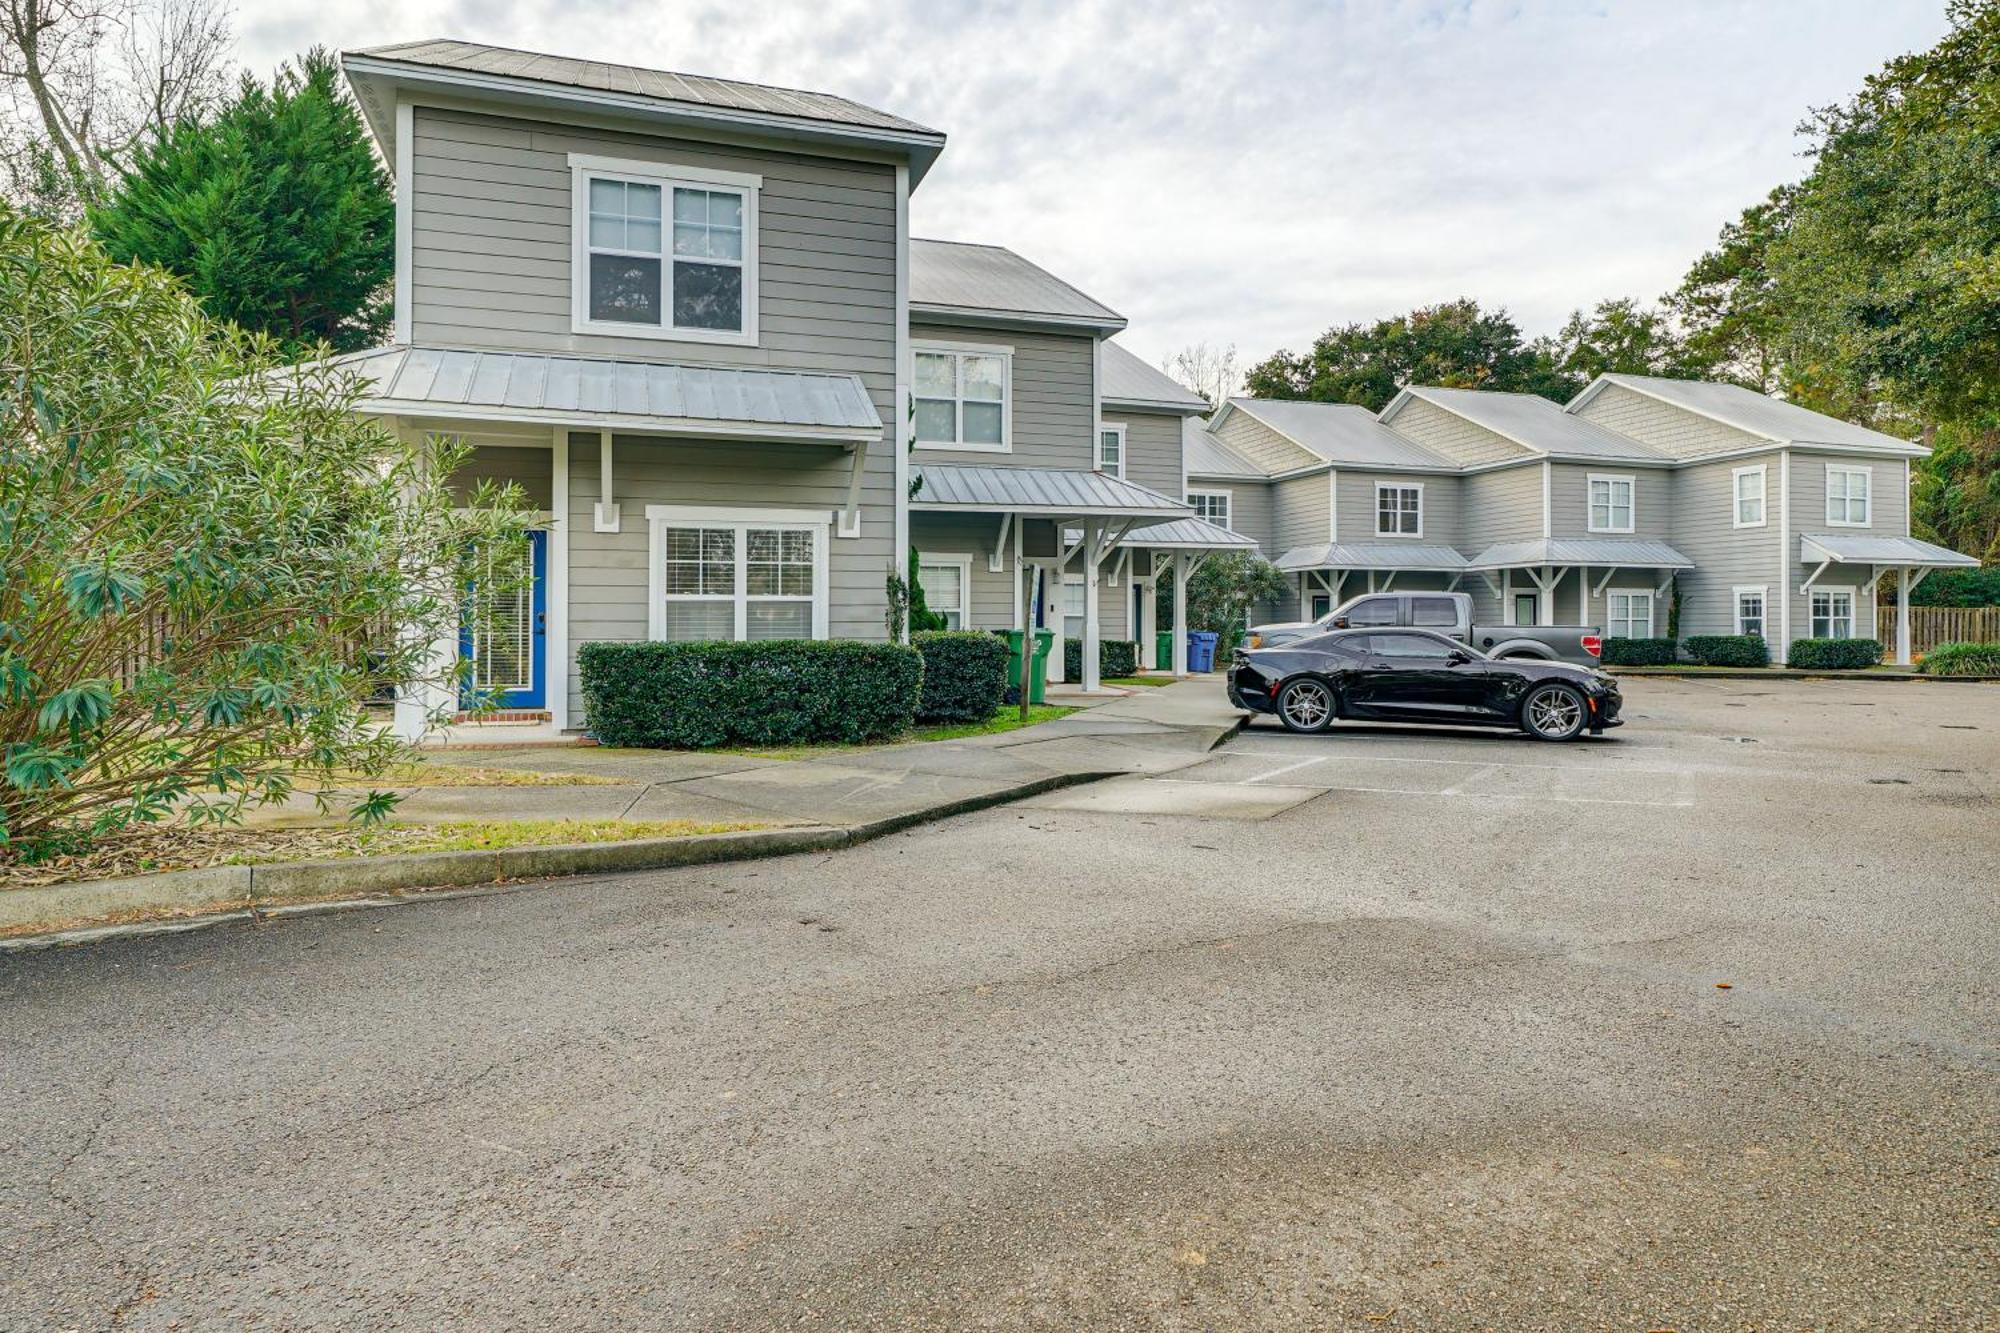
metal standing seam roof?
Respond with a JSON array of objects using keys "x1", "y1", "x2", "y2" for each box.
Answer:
[
  {"x1": 910, "y1": 240, "x2": 1125, "y2": 330},
  {"x1": 1466, "y1": 538, "x2": 1695, "y2": 571},
  {"x1": 1275, "y1": 542, "x2": 1470, "y2": 573},
  {"x1": 1580, "y1": 374, "x2": 1929, "y2": 455},
  {"x1": 347, "y1": 39, "x2": 940, "y2": 136},
  {"x1": 1799, "y1": 533, "x2": 1980, "y2": 567},
  {"x1": 910, "y1": 464, "x2": 1189, "y2": 517},
  {"x1": 1099, "y1": 343, "x2": 1210, "y2": 413},
  {"x1": 1223, "y1": 400, "x2": 1458, "y2": 470},
  {"x1": 324, "y1": 345, "x2": 882, "y2": 439},
  {"x1": 1120, "y1": 517, "x2": 1256, "y2": 550},
  {"x1": 1396, "y1": 386, "x2": 1671, "y2": 462},
  {"x1": 1182, "y1": 420, "x2": 1266, "y2": 478}
]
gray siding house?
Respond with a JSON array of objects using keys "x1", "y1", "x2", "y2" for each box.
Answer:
[
  {"x1": 1191, "y1": 375, "x2": 1975, "y2": 664},
  {"x1": 324, "y1": 39, "x2": 1241, "y2": 736}
]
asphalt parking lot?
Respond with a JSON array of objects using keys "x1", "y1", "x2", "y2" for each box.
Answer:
[{"x1": 2, "y1": 676, "x2": 1996, "y2": 1329}]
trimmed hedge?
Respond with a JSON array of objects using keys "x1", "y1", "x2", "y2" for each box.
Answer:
[
  {"x1": 1062, "y1": 637, "x2": 1139, "y2": 680},
  {"x1": 1787, "y1": 637, "x2": 1883, "y2": 670},
  {"x1": 1600, "y1": 636, "x2": 1679, "y2": 666},
  {"x1": 1919, "y1": 640, "x2": 2000, "y2": 676},
  {"x1": 579, "y1": 639, "x2": 922, "y2": 748},
  {"x1": 913, "y1": 631, "x2": 1008, "y2": 722},
  {"x1": 1682, "y1": 634, "x2": 1770, "y2": 667}
]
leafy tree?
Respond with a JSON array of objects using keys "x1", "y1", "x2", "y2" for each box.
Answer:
[
  {"x1": 1243, "y1": 298, "x2": 1576, "y2": 411},
  {"x1": 0, "y1": 205, "x2": 533, "y2": 855},
  {"x1": 1538, "y1": 297, "x2": 1693, "y2": 384},
  {"x1": 88, "y1": 47, "x2": 393, "y2": 353},
  {"x1": 1900, "y1": 565, "x2": 2000, "y2": 607},
  {"x1": 1156, "y1": 553, "x2": 1288, "y2": 644},
  {"x1": 1666, "y1": 188, "x2": 1793, "y2": 392},
  {"x1": 907, "y1": 546, "x2": 947, "y2": 633}
]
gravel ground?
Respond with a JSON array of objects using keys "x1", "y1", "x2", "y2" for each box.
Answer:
[{"x1": 1, "y1": 676, "x2": 1995, "y2": 1330}]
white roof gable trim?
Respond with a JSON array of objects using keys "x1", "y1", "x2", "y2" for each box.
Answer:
[
  {"x1": 1569, "y1": 374, "x2": 1929, "y2": 457},
  {"x1": 1799, "y1": 534, "x2": 1979, "y2": 568}
]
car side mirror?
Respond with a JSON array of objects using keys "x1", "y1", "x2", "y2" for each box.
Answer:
[
  {"x1": 1446, "y1": 649, "x2": 1473, "y2": 666},
  {"x1": 1331, "y1": 617, "x2": 1349, "y2": 629}
]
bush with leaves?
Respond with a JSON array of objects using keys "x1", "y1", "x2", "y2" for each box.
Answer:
[
  {"x1": 913, "y1": 631, "x2": 1007, "y2": 722},
  {"x1": 0, "y1": 207, "x2": 533, "y2": 856},
  {"x1": 1157, "y1": 552, "x2": 1287, "y2": 640},
  {"x1": 1681, "y1": 635, "x2": 1770, "y2": 667},
  {"x1": 1787, "y1": 638, "x2": 1884, "y2": 669},
  {"x1": 1062, "y1": 637, "x2": 1139, "y2": 680},
  {"x1": 1917, "y1": 640, "x2": 2000, "y2": 676}
]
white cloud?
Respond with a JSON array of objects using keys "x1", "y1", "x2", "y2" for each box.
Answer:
[{"x1": 237, "y1": 0, "x2": 1948, "y2": 371}]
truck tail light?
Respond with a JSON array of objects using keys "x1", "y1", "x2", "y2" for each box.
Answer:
[{"x1": 1582, "y1": 635, "x2": 1602, "y2": 658}]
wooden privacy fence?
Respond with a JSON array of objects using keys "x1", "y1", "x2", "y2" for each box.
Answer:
[{"x1": 1877, "y1": 605, "x2": 2000, "y2": 654}]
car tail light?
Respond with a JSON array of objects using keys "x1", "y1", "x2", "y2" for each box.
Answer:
[
  {"x1": 1269, "y1": 679, "x2": 1282, "y2": 697},
  {"x1": 1582, "y1": 635, "x2": 1602, "y2": 658}
]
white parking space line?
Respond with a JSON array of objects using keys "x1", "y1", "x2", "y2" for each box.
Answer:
[
  {"x1": 1286, "y1": 783, "x2": 1693, "y2": 809},
  {"x1": 1434, "y1": 763, "x2": 1500, "y2": 796},
  {"x1": 1245, "y1": 755, "x2": 1331, "y2": 784}
]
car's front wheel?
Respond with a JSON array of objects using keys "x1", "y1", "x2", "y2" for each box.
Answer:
[
  {"x1": 1276, "y1": 677, "x2": 1336, "y2": 734},
  {"x1": 1520, "y1": 683, "x2": 1587, "y2": 741}
]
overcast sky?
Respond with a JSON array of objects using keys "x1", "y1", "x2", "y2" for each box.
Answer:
[{"x1": 242, "y1": 0, "x2": 1948, "y2": 374}]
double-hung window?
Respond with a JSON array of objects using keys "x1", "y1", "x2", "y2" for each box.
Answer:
[
  {"x1": 1826, "y1": 465, "x2": 1870, "y2": 526},
  {"x1": 647, "y1": 507, "x2": 826, "y2": 642},
  {"x1": 1588, "y1": 475, "x2": 1635, "y2": 533},
  {"x1": 1734, "y1": 587, "x2": 1766, "y2": 638},
  {"x1": 572, "y1": 155, "x2": 759, "y2": 344},
  {"x1": 1097, "y1": 423, "x2": 1126, "y2": 477},
  {"x1": 1187, "y1": 490, "x2": 1232, "y2": 530},
  {"x1": 1375, "y1": 483, "x2": 1422, "y2": 536},
  {"x1": 914, "y1": 343, "x2": 1010, "y2": 451},
  {"x1": 917, "y1": 557, "x2": 970, "y2": 629},
  {"x1": 1810, "y1": 589, "x2": 1854, "y2": 639},
  {"x1": 1733, "y1": 465, "x2": 1766, "y2": 528},
  {"x1": 1607, "y1": 590, "x2": 1653, "y2": 639}
]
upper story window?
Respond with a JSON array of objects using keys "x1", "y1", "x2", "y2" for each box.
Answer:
[
  {"x1": 1733, "y1": 464, "x2": 1767, "y2": 528},
  {"x1": 914, "y1": 341, "x2": 1011, "y2": 451},
  {"x1": 1187, "y1": 490, "x2": 1232, "y2": 530},
  {"x1": 1588, "y1": 474, "x2": 1635, "y2": 533},
  {"x1": 570, "y1": 154, "x2": 760, "y2": 345},
  {"x1": 1826, "y1": 464, "x2": 1871, "y2": 526},
  {"x1": 1376, "y1": 483, "x2": 1422, "y2": 536},
  {"x1": 1097, "y1": 423, "x2": 1126, "y2": 477}
]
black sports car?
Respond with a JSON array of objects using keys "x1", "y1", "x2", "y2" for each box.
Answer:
[{"x1": 1230, "y1": 628, "x2": 1622, "y2": 741}]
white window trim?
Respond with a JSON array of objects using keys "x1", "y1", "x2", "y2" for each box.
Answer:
[
  {"x1": 1186, "y1": 488, "x2": 1233, "y2": 531},
  {"x1": 1825, "y1": 464, "x2": 1871, "y2": 527},
  {"x1": 644, "y1": 504, "x2": 830, "y2": 641},
  {"x1": 1374, "y1": 481, "x2": 1424, "y2": 538},
  {"x1": 569, "y1": 153, "x2": 761, "y2": 347},
  {"x1": 1810, "y1": 587, "x2": 1856, "y2": 639},
  {"x1": 916, "y1": 552, "x2": 973, "y2": 629},
  {"x1": 911, "y1": 338, "x2": 1013, "y2": 453},
  {"x1": 1732, "y1": 584, "x2": 1768, "y2": 638},
  {"x1": 1096, "y1": 421, "x2": 1127, "y2": 478},
  {"x1": 1732, "y1": 464, "x2": 1767, "y2": 529},
  {"x1": 1587, "y1": 473, "x2": 1637, "y2": 534},
  {"x1": 1606, "y1": 587, "x2": 1654, "y2": 639}
]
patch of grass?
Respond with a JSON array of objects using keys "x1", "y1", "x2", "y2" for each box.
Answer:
[
  {"x1": 721, "y1": 704, "x2": 1078, "y2": 759},
  {"x1": 1104, "y1": 675, "x2": 1176, "y2": 688},
  {"x1": 334, "y1": 761, "x2": 623, "y2": 788}
]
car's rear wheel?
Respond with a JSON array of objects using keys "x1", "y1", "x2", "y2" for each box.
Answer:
[
  {"x1": 1277, "y1": 677, "x2": 1336, "y2": 734},
  {"x1": 1521, "y1": 683, "x2": 1587, "y2": 741}
]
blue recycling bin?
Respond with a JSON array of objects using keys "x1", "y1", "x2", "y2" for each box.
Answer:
[{"x1": 1187, "y1": 631, "x2": 1219, "y2": 673}]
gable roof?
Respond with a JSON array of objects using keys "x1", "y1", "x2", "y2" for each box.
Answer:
[
  {"x1": 1570, "y1": 374, "x2": 1928, "y2": 456},
  {"x1": 1220, "y1": 399, "x2": 1456, "y2": 471},
  {"x1": 341, "y1": 39, "x2": 946, "y2": 182},
  {"x1": 1386, "y1": 386, "x2": 1670, "y2": 462},
  {"x1": 910, "y1": 240, "x2": 1125, "y2": 332},
  {"x1": 1099, "y1": 343, "x2": 1209, "y2": 414},
  {"x1": 1182, "y1": 420, "x2": 1265, "y2": 479},
  {"x1": 910, "y1": 464, "x2": 1187, "y2": 518}
]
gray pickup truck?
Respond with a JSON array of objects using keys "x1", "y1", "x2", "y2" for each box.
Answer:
[{"x1": 1245, "y1": 591, "x2": 1604, "y2": 665}]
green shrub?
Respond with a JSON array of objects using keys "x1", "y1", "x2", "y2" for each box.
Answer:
[
  {"x1": 1062, "y1": 638, "x2": 1139, "y2": 679},
  {"x1": 1599, "y1": 637, "x2": 1679, "y2": 666},
  {"x1": 1787, "y1": 637, "x2": 1883, "y2": 669},
  {"x1": 1919, "y1": 640, "x2": 2000, "y2": 676},
  {"x1": 1682, "y1": 634, "x2": 1770, "y2": 667},
  {"x1": 912, "y1": 631, "x2": 1007, "y2": 722},
  {"x1": 579, "y1": 640, "x2": 922, "y2": 748}
]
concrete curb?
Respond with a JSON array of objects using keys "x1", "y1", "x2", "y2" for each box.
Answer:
[
  {"x1": 0, "y1": 770, "x2": 1117, "y2": 952},
  {"x1": 1609, "y1": 667, "x2": 1997, "y2": 682}
]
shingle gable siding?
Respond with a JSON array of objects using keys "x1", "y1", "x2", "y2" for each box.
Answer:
[
  {"x1": 1212, "y1": 408, "x2": 1323, "y2": 474},
  {"x1": 1571, "y1": 383, "x2": 1761, "y2": 459},
  {"x1": 1384, "y1": 398, "x2": 1532, "y2": 467}
]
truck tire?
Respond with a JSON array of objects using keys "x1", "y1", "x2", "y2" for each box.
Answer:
[
  {"x1": 1520, "y1": 683, "x2": 1588, "y2": 741},
  {"x1": 1277, "y1": 678, "x2": 1336, "y2": 734}
]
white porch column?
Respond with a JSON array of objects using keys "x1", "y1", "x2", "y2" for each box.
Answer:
[
  {"x1": 1082, "y1": 520, "x2": 1105, "y2": 692},
  {"x1": 1043, "y1": 561, "x2": 1065, "y2": 684},
  {"x1": 1137, "y1": 564, "x2": 1158, "y2": 669},
  {"x1": 1895, "y1": 567, "x2": 1913, "y2": 666},
  {"x1": 1540, "y1": 565, "x2": 1556, "y2": 626},
  {"x1": 392, "y1": 421, "x2": 457, "y2": 743},
  {"x1": 1171, "y1": 552, "x2": 1191, "y2": 676}
]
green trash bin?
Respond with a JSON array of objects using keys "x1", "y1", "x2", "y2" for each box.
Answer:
[
  {"x1": 1002, "y1": 629, "x2": 1053, "y2": 704},
  {"x1": 1155, "y1": 630, "x2": 1174, "y2": 672}
]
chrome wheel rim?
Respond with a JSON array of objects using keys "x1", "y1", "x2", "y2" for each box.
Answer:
[
  {"x1": 1282, "y1": 681, "x2": 1332, "y2": 729},
  {"x1": 1529, "y1": 688, "x2": 1582, "y2": 735}
]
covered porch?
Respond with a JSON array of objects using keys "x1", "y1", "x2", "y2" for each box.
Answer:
[
  {"x1": 1118, "y1": 517, "x2": 1258, "y2": 674},
  {"x1": 1466, "y1": 538, "x2": 1695, "y2": 636},
  {"x1": 1274, "y1": 542, "x2": 1470, "y2": 620},
  {"x1": 1799, "y1": 534, "x2": 1981, "y2": 666}
]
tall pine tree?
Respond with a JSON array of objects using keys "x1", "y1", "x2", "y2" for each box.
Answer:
[{"x1": 89, "y1": 48, "x2": 393, "y2": 354}]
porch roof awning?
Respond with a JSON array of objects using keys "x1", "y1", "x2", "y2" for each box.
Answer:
[
  {"x1": 1275, "y1": 541, "x2": 1468, "y2": 573},
  {"x1": 1799, "y1": 533, "x2": 1979, "y2": 568},
  {"x1": 910, "y1": 464, "x2": 1191, "y2": 519},
  {"x1": 1466, "y1": 537, "x2": 1694, "y2": 572},
  {"x1": 319, "y1": 344, "x2": 884, "y2": 444},
  {"x1": 1120, "y1": 517, "x2": 1257, "y2": 551}
]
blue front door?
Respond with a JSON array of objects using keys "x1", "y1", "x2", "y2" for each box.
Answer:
[{"x1": 461, "y1": 530, "x2": 547, "y2": 709}]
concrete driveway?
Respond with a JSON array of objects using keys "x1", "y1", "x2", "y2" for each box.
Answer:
[{"x1": 2, "y1": 677, "x2": 1995, "y2": 1329}]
